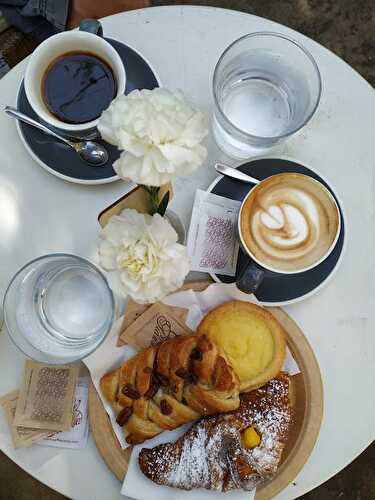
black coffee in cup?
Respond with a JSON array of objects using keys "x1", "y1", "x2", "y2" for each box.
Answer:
[{"x1": 42, "y1": 51, "x2": 117, "y2": 124}]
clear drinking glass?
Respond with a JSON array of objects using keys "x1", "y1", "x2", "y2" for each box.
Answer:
[
  {"x1": 3, "y1": 254, "x2": 115, "y2": 364},
  {"x1": 213, "y1": 32, "x2": 322, "y2": 158}
]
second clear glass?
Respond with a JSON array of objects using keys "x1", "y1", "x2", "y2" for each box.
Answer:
[
  {"x1": 213, "y1": 32, "x2": 322, "y2": 158},
  {"x1": 3, "y1": 254, "x2": 115, "y2": 364}
]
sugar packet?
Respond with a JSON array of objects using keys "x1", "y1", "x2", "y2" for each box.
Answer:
[
  {"x1": 118, "y1": 302, "x2": 191, "y2": 349},
  {"x1": 14, "y1": 361, "x2": 79, "y2": 432},
  {"x1": 187, "y1": 189, "x2": 241, "y2": 276},
  {"x1": 0, "y1": 391, "x2": 51, "y2": 448},
  {"x1": 37, "y1": 378, "x2": 90, "y2": 449},
  {"x1": 119, "y1": 301, "x2": 150, "y2": 339}
]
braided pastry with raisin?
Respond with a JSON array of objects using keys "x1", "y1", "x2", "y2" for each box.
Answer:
[{"x1": 100, "y1": 334, "x2": 240, "y2": 445}]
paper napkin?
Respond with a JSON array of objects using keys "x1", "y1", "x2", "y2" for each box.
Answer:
[
  {"x1": 121, "y1": 284, "x2": 299, "y2": 499},
  {"x1": 84, "y1": 283, "x2": 300, "y2": 452},
  {"x1": 84, "y1": 318, "x2": 136, "y2": 449},
  {"x1": 121, "y1": 425, "x2": 256, "y2": 500}
]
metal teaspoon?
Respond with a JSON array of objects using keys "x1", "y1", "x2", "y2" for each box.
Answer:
[
  {"x1": 215, "y1": 163, "x2": 260, "y2": 184},
  {"x1": 5, "y1": 106, "x2": 109, "y2": 167}
]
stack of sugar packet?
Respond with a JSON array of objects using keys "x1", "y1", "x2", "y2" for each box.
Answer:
[
  {"x1": 0, "y1": 361, "x2": 89, "y2": 449},
  {"x1": 118, "y1": 302, "x2": 192, "y2": 348}
]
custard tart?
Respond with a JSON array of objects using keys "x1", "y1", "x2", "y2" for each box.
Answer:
[{"x1": 197, "y1": 301, "x2": 286, "y2": 392}]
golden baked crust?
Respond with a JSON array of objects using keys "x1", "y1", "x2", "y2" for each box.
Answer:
[
  {"x1": 100, "y1": 334, "x2": 240, "y2": 445},
  {"x1": 139, "y1": 373, "x2": 293, "y2": 492},
  {"x1": 197, "y1": 301, "x2": 286, "y2": 392}
]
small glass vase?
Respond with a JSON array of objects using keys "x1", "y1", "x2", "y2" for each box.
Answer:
[{"x1": 164, "y1": 209, "x2": 186, "y2": 245}]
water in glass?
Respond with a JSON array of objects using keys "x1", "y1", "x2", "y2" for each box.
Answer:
[
  {"x1": 4, "y1": 254, "x2": 114, "y2": 363},
  {"x1": 213, "y1": 33, "x2": 321, "y2": 158}
]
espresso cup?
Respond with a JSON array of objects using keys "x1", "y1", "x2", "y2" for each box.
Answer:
[
  {"x1": 237, "y1": 172, "x2": 341, "y2": 294},
  {"x1": 24, "y1": 19, "x2": 126, "y2": 134}
]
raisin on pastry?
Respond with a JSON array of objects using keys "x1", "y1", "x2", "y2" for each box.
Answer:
[{"x1": 100, "y1": 334, "x2": 240, "y2": 445}]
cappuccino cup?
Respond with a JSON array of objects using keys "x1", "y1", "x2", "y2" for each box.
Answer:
[{"x1": 237, "y1": 172, "x2": 341, "y2": 293}]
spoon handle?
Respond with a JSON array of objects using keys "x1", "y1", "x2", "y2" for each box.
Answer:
[
  {"x1": 215, "y1": 163, "x2": 260, "y2": 185},
  {"x1": 5, "y1": 106, "x2": 72, "y2": 146}
]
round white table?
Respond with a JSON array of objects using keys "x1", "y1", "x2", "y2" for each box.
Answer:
[{"x1": 0, "y1": 5, "x2": 374, "y2": 500}]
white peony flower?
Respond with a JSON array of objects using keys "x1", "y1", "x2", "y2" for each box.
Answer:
[
  {"x1": 98, "y1": 208, "x2": 190, "y2": 304},
  {"x1": 98, "y1": 88, "x2": 208, "y2": 187}
]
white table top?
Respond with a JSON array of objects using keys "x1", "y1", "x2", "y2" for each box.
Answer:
[{"x1": 0, "y1": 5, "x2": 374, "y2": 500}]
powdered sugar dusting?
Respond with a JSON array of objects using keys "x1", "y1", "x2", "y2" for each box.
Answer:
[
  {"x1": 238, "y1": 377, "x2": 292, "y2": 478},
  {"x1": 168, "y1": 426, "x2": 211, "y2": 487},
  {"x1": 139, "y1": 374, "x2": 293, "y2": 492}
]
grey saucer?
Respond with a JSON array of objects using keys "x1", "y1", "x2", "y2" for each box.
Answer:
[
  {"x1": 208, "y1": 158, "x2": 346, "y2": 305},
  {"x1": 16, "y1": 39, "x2": 159, "y2": 184}
]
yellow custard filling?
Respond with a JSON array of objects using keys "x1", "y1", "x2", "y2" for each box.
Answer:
[
  {"x1": 206, "y1": 313, "x2": 274, "y2": 383},
  {"x1": 197, "y1": 301, "x2": 286, "y2": 392},
  {"x1": 242, "y1": 426, "x2": 261, "y2": 448}
]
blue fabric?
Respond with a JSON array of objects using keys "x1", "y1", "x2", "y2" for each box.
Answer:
[{"x1": 0, "y1": 0, "x2": 69, "y2": 40}]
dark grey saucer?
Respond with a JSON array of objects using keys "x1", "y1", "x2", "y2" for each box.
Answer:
[
  {"x1": 16, "y1": 38, "x2": 159, "y2": 184},
  {"x1": 209, "y1": 158, "x2": 346, "y2": 305}
]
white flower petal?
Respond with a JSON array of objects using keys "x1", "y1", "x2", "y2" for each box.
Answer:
[
  {"x1": 98, "y1": 208, "x2": 190, "y2": 303},
  {"x1": 147, "y1": 214, "x2": 178, "y2": 246},
  {"x1": 157, "y1": 143, "x2": 197, "y2": 167},
  {"x1": 98, "y1": 240, "x2": 117, "y2": 270},
  {"x1": 97, "y1": 88, "x2": 208, "y2": 186},
  {"x1": 179, "y1": 112, "x2": 209, "y2": 146},
  {"x1": 106, "y1": 271, "x2": 127, "y2": 299}
]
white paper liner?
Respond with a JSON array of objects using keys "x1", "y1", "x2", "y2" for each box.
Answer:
[
  {"x1": 84, "y1": 319, "x2": 136, "y2": 449},
  {"x1": 121, "y1": 427, "x2": 256, "y2": 500},
  {"x1": 84, "y1": 283, "x2": 300, "y2": 456}
]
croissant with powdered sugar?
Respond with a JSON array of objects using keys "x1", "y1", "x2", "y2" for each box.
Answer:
[{"x1": 139, "y1": 373, "x2": 293, "y2": 492}]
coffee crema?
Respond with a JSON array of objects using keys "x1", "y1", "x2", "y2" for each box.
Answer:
[
  {"x1": 240, "y1": 173, "x2": 340, "y2": 272},
  {"x1": 42, "y1": 51, "x2": 116, "y2": 124}
]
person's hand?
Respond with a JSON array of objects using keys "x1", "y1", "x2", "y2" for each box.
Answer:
[{"x1": 67, "y1": 0, "x2": 150, "y2": 29}]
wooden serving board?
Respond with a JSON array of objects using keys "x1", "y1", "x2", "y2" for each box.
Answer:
[{"x1": 89, "y1": 281, "x2": 323, "y2": 499}]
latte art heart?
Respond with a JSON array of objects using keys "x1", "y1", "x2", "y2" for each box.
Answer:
[
  {"x1": 240, "y1": 174, "x2": 340, "y2": 272},
  {"x1": 252, "y1": 188, "x2": 321, "y2": 259}
]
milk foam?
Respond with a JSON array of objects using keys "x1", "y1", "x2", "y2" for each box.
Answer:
[
  {"x1": 253, "y1": 189, "x2": 320, "y2": 255},
  {"x1": 242, "y1": 174, "x2": 339, "y2": 272}
]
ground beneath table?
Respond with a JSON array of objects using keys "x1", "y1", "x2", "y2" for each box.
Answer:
[{"x1": 154, "y1": 0, "x2": 375, "y2": 87}]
